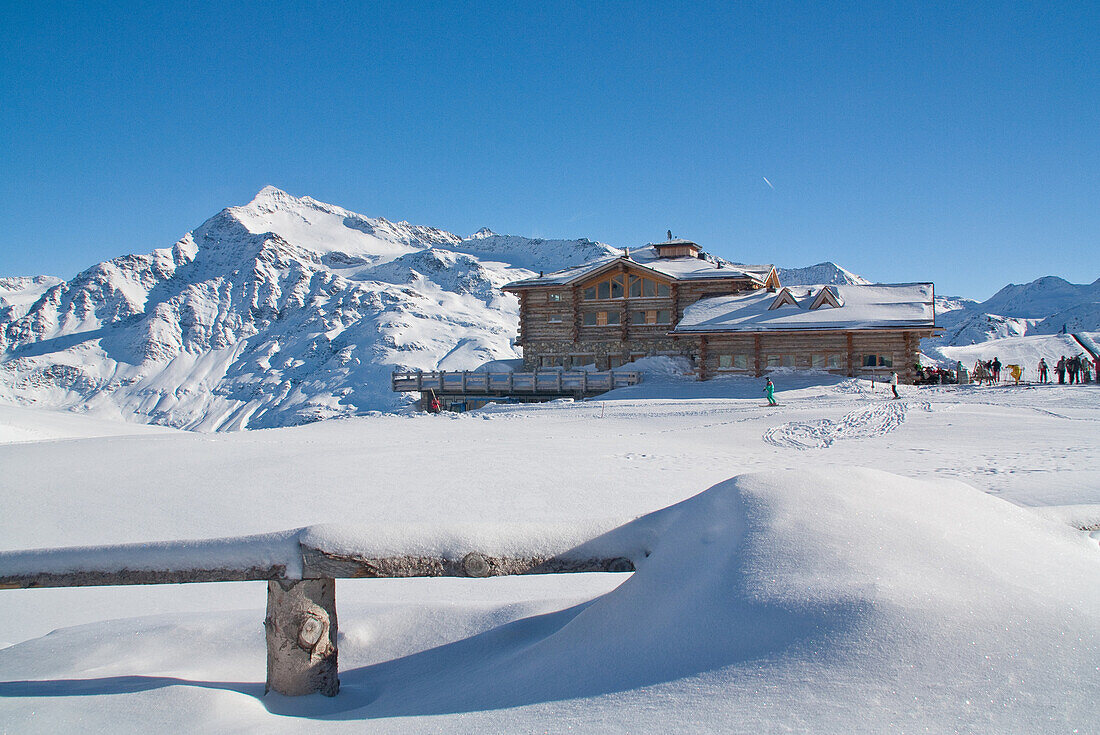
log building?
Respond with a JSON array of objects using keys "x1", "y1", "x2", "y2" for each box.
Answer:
[{"x1": 503, "y1": 238, "x2": 939, "y2": 383}]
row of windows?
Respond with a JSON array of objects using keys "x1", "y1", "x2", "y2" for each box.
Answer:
[
  {"x1": 715, "y1": 354, "x2": 892, "y2": 370},
  {"x1": 569, "y1": 310, "x2": 673, "y2": 326},
  {"x1": 582, "y1": 275, "x2": 671, "y2": 301}
]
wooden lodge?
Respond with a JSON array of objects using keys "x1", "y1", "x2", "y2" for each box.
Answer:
[{"x1": 503, "y1": 238, "x2": 939, "y2": 383}]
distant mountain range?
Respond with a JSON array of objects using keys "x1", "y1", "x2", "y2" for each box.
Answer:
[{"x1": 1, "y1": 187, "x2": 1096, "y2": 429}]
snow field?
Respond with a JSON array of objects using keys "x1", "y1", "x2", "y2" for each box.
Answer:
[{"x1": 0, "y1": 376, "x2": 1098, "y2": 732}]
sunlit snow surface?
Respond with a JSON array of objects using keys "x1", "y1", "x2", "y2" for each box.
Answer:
[{"x1": 0, "y1": 376, "x2": 1098, "y2": 733}]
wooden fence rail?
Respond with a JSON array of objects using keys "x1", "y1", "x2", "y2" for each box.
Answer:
[
  {"x1": 0, "y1": 530, "x2": 638, "y2": 697},
  {"x1": 391, "y1": 370, "x2": 642, "y2": 395}
]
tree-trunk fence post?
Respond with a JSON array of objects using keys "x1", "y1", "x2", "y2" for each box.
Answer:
[{"x1": 265, "y1": 578, "x2": 339, "y2": 697}]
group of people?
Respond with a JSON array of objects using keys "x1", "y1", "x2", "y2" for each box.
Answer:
[
  {"x1": 914, "y1": 365, "x2": 957, "y2": 385},
  {"x1": 1038, "y1": 354, "x2": 1097, "y2": 384}
]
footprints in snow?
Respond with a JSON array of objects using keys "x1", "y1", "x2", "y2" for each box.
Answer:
[{"x1": 763, "y1": 401, "x2": 926, "y2": 450}]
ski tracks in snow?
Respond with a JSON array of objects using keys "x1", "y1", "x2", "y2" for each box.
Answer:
[{"x1": 763, "y1": 400, "x2": 927, "y2": 450}]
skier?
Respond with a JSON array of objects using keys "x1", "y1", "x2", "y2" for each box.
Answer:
[
  {"x1": 890, "y1": 371, "x2": 900, "y2": 399},
  {"x1": 1056, "y1": 356, "x2": 1066, "y2": 384},
  {"x1": 1037, "y1": 358, "x2": 1048, "y2": 384},
  {"x1": 991, "y1": 357, "x2": 1001, "y2": 383},
  {"x1": 764, "y1": 378, "x2": 778, "y2": 406}
]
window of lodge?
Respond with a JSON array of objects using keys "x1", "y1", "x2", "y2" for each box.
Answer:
[
  {"x1": 718, "y1": 354, "x2": 749, "y2": 370},
  {"x1": 583, "y1": 310, "x2": 621, "y2": 326},
  {"x1": 812, "y1": 354, "x2": 845, "y2": 369},
  {"x1": 630, "y1": 309, "x2": 672, "y2": 325},
  {"x1": 862, "y1": 354, "x2": 893, "y2": 368},
  {"x1": 583, "y1": 274, "x2": 669, "y2": 300}
]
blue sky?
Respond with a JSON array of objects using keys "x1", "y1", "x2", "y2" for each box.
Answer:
[{"x1": 1, "y1": 1, "x2": 1097, "y2": 299}]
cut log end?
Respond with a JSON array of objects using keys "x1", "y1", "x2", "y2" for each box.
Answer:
[{"x1": 265, "y1": 579, "x2": 339, "y2": 697}]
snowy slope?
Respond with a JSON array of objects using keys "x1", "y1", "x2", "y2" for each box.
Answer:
[
  {"x1": 0, "y1": 189, "x2": 627, "y2": 430},
  {"x1": 0, "y1": 380, "x2": 1098, "y2": 732},
  {"x1": 924, "y1": 333, "x2": 1089, "y2": 374},
  {"x1": 927, "y1": 275, "x2": 1100, "y2": 349}
]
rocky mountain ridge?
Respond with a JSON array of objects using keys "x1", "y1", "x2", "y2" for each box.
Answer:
[{"x1": 1, "y1": 187, "x2": 1096, "y2": 428}]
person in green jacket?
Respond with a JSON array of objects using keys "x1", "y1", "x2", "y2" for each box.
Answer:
[{"x1": 764, "y1": 378, "x2": 778, "y2": 405}]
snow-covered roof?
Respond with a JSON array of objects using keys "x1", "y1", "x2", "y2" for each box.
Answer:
[
  {"x1": 652, "y1": 238, "x2": 698, "y2": 246},
  {"x1": 673, "y1": 283, "x2": 936, "y2": 332},
  {"x1": 504, "y1": 246, "x2": 774, "y2": 288}
]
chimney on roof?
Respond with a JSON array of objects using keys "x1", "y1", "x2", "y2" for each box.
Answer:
[
  {"x1": 539, "y1": 270, "x2": 543, "y2": 277},
  {"x1": 667, "y1": 229, "x2": 673, "y2": 241},
  {"x1": 624, "y1": 247, "x2": 631, "y2": 259}
]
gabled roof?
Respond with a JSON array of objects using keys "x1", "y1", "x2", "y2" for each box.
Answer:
[
  {"x1": 503, "y1": 245, "x2": 774, "y2": 290},
  {"x1": 673, "y1": 283, "x2": 936, "y2": 333},
  {"x1": 768, "y1": 287, "x2": 800, "y2": 310},
  {"x1": 809, "y1": 286, "x2": 843, "y2": 310}
]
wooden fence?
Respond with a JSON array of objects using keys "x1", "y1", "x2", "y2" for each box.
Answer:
[
  {"x1": 0, "y1": 531, "x2": 637, "y2": 697},
  {"x1": 391, "y1": 370, "x2": 642, "y2": 396}
]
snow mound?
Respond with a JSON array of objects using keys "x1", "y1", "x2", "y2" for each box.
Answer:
[
  {"x1": 2, "y1": 468, "x2": 1096, "y2": 731},
  {"x1": 324, "y1": 467, "x2": 1100, "y2": 727}
]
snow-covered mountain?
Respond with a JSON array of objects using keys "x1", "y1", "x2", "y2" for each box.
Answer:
[
  {"x1": 1, "y1": 186, "x2": 1095, "y2": 429},
  {"x1": 776, "y1": 262, "x2": 870, "y2": 287},
  {"x1": 0, "y1": 188, "x2": 612, "y2": 430},
  {"x1": 927, "y1": 276, "x2": 1100, "y2": 349}
]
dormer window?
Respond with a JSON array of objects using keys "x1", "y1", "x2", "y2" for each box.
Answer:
[
  {"x1": 768, "y1": 287, "x2": 800, "y2": 310},
  {"x1": 809, "y1": 287, "x2": 842, "y2": 310}
]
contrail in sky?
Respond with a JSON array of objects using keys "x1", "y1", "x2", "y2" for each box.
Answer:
[{"x1": 762, "y1": 176, "x2": 775, "y2": 190}]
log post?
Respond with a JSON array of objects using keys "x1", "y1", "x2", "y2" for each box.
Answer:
[{"x1": 265, "y1": 579, "x2": 339, "y2": 697}]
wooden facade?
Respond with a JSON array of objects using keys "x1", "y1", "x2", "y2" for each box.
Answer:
[
  {"x1": 504, "y1": 248, "x2": 936, "y2": 382},
  {"x1": 697, "y1": 329, "x2": 926, "y2": 383},
  {"x1": 508, "y1": 256, "x2": 763, "y2": 371}
]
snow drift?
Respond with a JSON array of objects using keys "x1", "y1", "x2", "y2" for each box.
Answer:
[{"x1": 1, "y1": 467, "x2": 1096, "y2": 732}]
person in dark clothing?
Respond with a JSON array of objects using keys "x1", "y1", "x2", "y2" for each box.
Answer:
[
  {"x1": 1069, "y1": 355, "x2": 1080, "y2": 384},
  {"x1": 1038, "y1": 358, "x2": 1048, "y2": 383},
  {"x1": 1056, "y1": 356, "x2": 1066, "y2": 384},
  {"x1": 991, "y1": 357, "x2": 1001, "y2": 383}
]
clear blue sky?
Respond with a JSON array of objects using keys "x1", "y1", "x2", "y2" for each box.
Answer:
[{"x1": 1, "y1": 1, "x2": 1097, "y2": 299}]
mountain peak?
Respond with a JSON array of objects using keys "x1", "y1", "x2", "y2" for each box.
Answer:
[
  {"x1": 469, "y1": 227, "x2": 498, "y2": 239},
  {"x1": 777, "y1": 261, "x2": 870, "y2": 286},
  {"x1": 242, "y1": 185, "x2": 297, "y2": 210}
]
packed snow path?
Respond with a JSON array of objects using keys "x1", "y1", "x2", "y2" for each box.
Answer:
[{"x1": 762, "y1": 399, "x2": 931, "y2": 449}]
